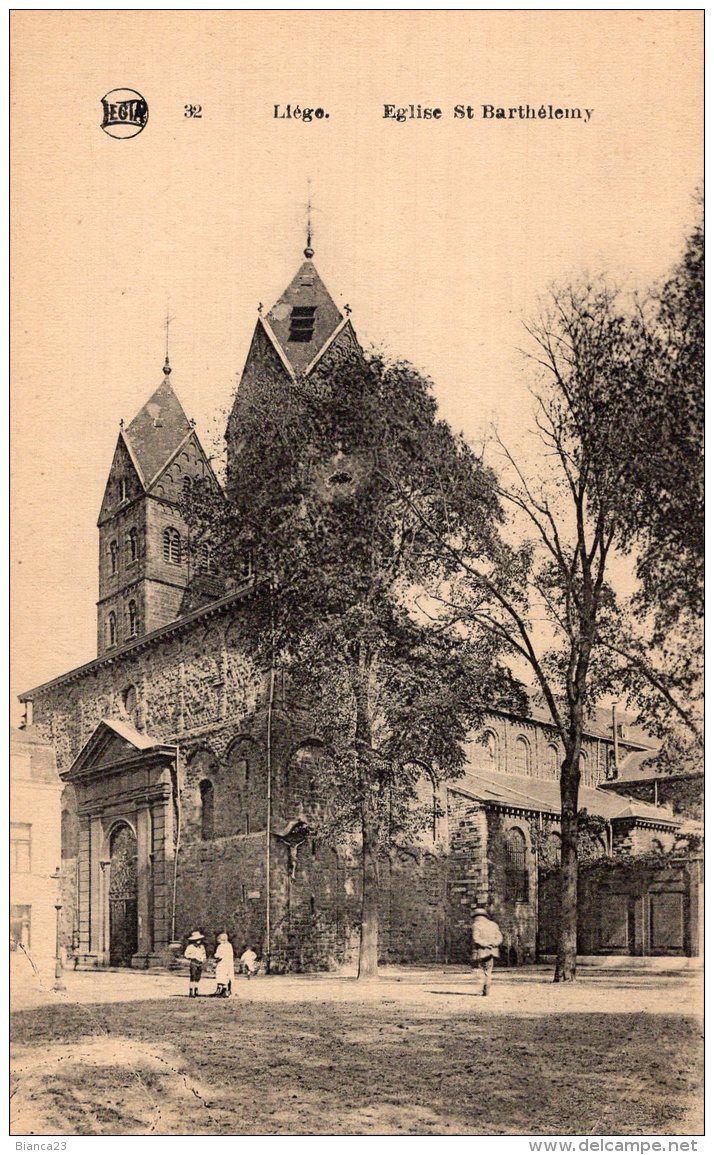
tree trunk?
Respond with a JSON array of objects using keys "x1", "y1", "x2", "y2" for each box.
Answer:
[
  {"x1": 554, "y1": 762, "x2": 580, "y2": 981},
  {"x1": 358, "y1": 804, "x2": 380, "y2": 978}
]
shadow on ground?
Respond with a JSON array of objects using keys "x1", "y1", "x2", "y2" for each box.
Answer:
[{"x1": 11, "y1": 996, "x2": 703, "y2": 1136}]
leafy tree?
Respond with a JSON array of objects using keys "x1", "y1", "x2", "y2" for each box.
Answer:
[
  {"x1": 606, "y1": 214, "x2": 704, "y2": 748},
  {"x1": 395, "y1": 265, "x2": 702, "y2": 981},
  {"x1": 187, "y1": 352, "x2": 516, "y2": 977}
]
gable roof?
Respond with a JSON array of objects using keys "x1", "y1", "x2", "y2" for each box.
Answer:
[
  {"x1": 123, "y1": 371, "x2": 193, "y2": 488},
  {"x1": 266, "y1": 259, "x2": 345, "y2": 375},
  {"x1": 62, "y1": 718, "x2": 174, "y2": 781},
  {"x1": 452, "y1": 769, "x2": 680, "y2": 827}
]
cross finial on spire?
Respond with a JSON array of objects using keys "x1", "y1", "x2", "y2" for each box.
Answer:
[
  {"x1": 164, "y1": 309, "x2": 173, "y2": 374},
  {"x1": 304, "y1": 178, "x2": 314, "y2": 259}
]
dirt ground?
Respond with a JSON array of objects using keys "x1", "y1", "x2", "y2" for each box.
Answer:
[{"x1": 10, "y1": 958, "x2": 703, "y2": 1137}]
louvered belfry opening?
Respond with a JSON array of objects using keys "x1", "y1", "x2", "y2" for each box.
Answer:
[{"x1": 289, "y1": 305, "x2": 317, "y2": 342}]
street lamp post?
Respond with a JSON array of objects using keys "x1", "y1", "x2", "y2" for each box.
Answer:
[{"x1": 50, "y1": 867, "x2": 65, "y2": 992}]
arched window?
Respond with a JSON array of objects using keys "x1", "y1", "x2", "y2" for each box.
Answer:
[
  {"x1": 579, "y1": 750, "x2": 590, "y2": 786},
  {"x1": 127, "y1": 600, "x2": 137, "y2": 637},
  {"x1": 182, "y1": 475, "x2": 193, "y2": 498},
  {"x1": 199, "y1": 543, "x2": 215, "y2": 574},
  {"x1": 505, "y1": 827, "x2": 529, "y2": 902},
  {"x1": 119, "y1": 476, "x2": 128, "y2": 503},
  {"x1": 199, "y1": 780, "x2": 215, "y2": 840},
  {"x1": 163, "y1": 527, "x2": 181, "y2": 565},
  {"x1": 547, "y1": 743, "x2": 560, "y2": 778},
  {"x1": 514, "y1": 735, "x2": 531, "y2": 776},
  {"x1": 106, "y1": 612, "x2": 117, "y2": 648},
  {"x1": 127, "y1": 527, "x2": 138, "y2": 563},
  {"x1": 122, "y1": 684, "x2": 137, "y2": 716},
  {"x1": 483, "y1": 730, "x2": 499, "y2": 766},
  {"x1": 109, "y1": 540, "x2": 118, "y2": 574}
]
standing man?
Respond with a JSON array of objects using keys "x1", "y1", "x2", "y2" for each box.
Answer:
[{"x1": 471, "y1": 906, "x2": 503, "y2": 996}]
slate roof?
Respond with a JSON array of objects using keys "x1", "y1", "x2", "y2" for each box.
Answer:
[
  {"x1": 492, "y1": 690, "x2": 658, "y2": 750},
  {"x1": 452, "y1": 769, "x2": 680, "y2": 826},
  {"x1": 600, "y1": 746, "x2": 703, "y2": 787},
  {"x1": 265, "y1": 259, "x2": 344, "y2": 376},
  {"x1": 123, "y1": 373, "x2": 193, "y2": 487}
]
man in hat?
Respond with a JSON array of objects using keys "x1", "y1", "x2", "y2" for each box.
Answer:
[
  {"x1": 471, "y1": 907, "x2": 503, "y2": 996},
  {"x1": 184, "y1": 931, "x2": 207, "y2": 998}
]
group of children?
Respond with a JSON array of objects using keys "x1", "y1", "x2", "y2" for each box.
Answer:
[{"x1": 183, "y1": 930, "x2": 259, "y2": 998}]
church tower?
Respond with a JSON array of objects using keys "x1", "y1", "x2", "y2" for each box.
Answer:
[
  {"x1": 226, "y1": 241, "x2": 363, "y2": 484},
  {"x1": 96, "y1": 358, "x2": 221, "y2": 655}
]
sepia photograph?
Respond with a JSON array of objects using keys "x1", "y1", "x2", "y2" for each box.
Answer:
[{"x1": 10, "y1": 10, "x2": 703, "y2": 1141}]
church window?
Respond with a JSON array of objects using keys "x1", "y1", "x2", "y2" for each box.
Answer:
[
  {"x1": 11, "y1": 823, "x2": 31, "y2": 873},
  {"x1": 163, "y1": 527, "x2": 182, "y2": 565},
  {"x1": 119, "y1": 477, "x2": 128, "y2": 503},
  {"x1": 289, "y1": 305, "x2": 317, "y2": 342},
  {"x1": 484, "y1": 729, "x2": 499, "y2": 766},
  {"x1": 106, "y1": 612, "x2": 117, "y2": 648},
  {"x1": 127, "y1": 601, "x2": 137, "y2": 637},
  {"x1": 199, "y1": 542, "x2": 216, "y2": 574},
  {"x1": 109, "y1": 540, "x2": 118, "y2": 574},
  {"x1": 505, "y1": 827, "x2": 529, "y2": 903},
  {"x1": 182, "y1": 475, "x2": 192, "y2": 498},
  {"x1": 579, "y1": 749, "x2": 591, "y2": 786},
  {"x1": 199, "y1": 780, "x2": 215, "y2": 840},
  {"x1": 122, "y1": 684, "x2": 137, "y2": 715},
  {"x1": 514, "y1": 735, "x2": 531, "y2": 776},
  {"x1": 127, "y1": 527, "x2": 138, "y2": 563},
  {"x1": 548, "y1": 743, "x2": 560, "y2": 777},
  {"x1": 244, "y1": 813, "x2": 250, "y2": 835}
]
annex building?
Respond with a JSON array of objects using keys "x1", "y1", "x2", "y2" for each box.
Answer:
[{"x1": 17, "y1": 247, "x2": 700, "y2": 970}]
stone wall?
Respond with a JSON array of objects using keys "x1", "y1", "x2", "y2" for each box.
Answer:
[
  {"x1": 378, "y1": 847, "x2": 449, "y2": 963},
  {"x1": 445, "y1": 791, "x2": 489, "y2": 962},
  {"x1": 485, "y1": 811, "x2": 538, "y2": 964}
]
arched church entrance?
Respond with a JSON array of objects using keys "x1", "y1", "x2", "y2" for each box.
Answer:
[{"x1": 109, "y1": 822, "x2": 138, "y2": 966}]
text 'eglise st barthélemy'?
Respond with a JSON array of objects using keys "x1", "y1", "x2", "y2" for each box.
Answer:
[{"x1": 273, "y1": 103, "x2": 595, "y2": 123}]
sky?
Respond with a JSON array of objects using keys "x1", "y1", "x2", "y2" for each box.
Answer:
[{"x1": 11, "y1": 11, "x2": 703, "y2": 714}]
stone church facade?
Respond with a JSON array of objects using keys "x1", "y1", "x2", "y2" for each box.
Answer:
[{"x1": 19, "y1": 247, "x2": 696, "y2": 971}]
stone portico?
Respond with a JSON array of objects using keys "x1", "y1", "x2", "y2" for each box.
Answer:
[{"x1": 65, "y1": 719, "x2": 177, "y2": 968}]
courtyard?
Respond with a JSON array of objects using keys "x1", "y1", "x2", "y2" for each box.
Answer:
[{"x1": 10, "y1": 957, "x2": 703, "y2": 1137}]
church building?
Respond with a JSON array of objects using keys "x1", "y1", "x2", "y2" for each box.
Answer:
[{"x1": 18, "y1": 244, "x2": 699, "y2": 970}]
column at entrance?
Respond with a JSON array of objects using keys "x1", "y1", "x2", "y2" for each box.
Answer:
[
  {"x1": 90, "y1": 815, "x2": 107, "y2": 965},
  {"x1": 132, "y1": 801, "x2": 153, "y2": 968},
  {"x1": 148, "y1": 786, "x2": 174, "y2": 967},
  {"x1": 77, "y1": 815, "x2": 92, "y2": 961}
]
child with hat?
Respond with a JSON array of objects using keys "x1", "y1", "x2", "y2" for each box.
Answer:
[{"x1": 184, "y1": 931, "x2": 207, "y2": 998}]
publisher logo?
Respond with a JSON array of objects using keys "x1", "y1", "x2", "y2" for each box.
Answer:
[{"x1": 100, "y1": 89, "x2": 149, "y2": 139}]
